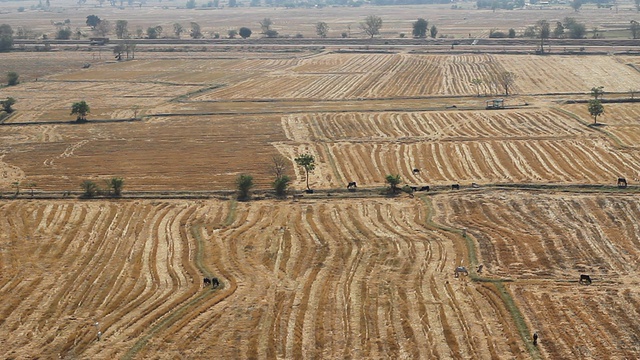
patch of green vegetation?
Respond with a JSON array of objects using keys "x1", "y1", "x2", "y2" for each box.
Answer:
[{"x1": 223, "y1": 199, "x2": 237, "y2": 227}]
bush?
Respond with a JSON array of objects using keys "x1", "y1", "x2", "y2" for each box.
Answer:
[
  {"x1": 273, "y1": 175, "x2": 290, "y2": 197},
  {"x1": 81, "y1": 180, "x2": 98, "y2": 198},
  {"x1": 236, "y1": 174, "x2": 254, "y2": 200},
  {"x1": 239, "y1": 27, "x2": 252, "y2": 39},
  {"x1": 264, "y1": 29, "x2": 279, "y2": 38},
  {"x1": 7, "y1": 72, "x2": 19, "y2": 86}
]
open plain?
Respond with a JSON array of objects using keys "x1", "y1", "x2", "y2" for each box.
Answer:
[{"x1": 2, "y1": 2, "x2": 640, "y2": 359}]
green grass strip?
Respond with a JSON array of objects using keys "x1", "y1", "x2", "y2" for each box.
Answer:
[
  {"x1": 419, "y1": 194, "x2": 539, "y2": 359},
  {"x1": 223, "y1": 200, "x2": 237, "y2": 227}
]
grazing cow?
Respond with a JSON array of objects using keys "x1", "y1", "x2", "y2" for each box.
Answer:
[
  {"x1": 305, "y1": 189, "x2": 314, "y2": 194},
  {"x1": 410, "y1": 186, "x2": 418, "y2": 192},
  {"x1": 618, "y1": 177, "x2": 627, "y2": 188},
  {"x1": 579, "y1": 274, "x2": 592, "y2": 285},
  {"x1": 454, "y1": 266, "x2": 469, "y2": 278},
  {"x1": 203, "y1": 277, "x2": 211, "y2": 287},
  {"x1": 347, "y1": 182, "x2": 357, "y2": 190},
  {"x1": 451, "y1": 184, "x2": 460, "y2": 190},
  {"x1": 419, "y1": 186, "x2": 430, "y2": 192},
  {"x1": 477, "y1": 264, "x2": 483, "y2": 273},
  {"x1": 413, "y1": 168, "x2": 420, "y2": 174},
  {"x1": 211, "y1": 277, "x2": 220, "y2": 289},
  {"x1": 533, "y1": 332, "x2": 538, "y2": 346}
]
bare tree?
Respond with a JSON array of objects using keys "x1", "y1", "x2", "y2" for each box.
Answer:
[
  {"x1": 271, "y1": 155, "x2": 288, "y2": 179},
  {"x1": 497, "y1": 71, "x2": 517, "y2": 96},
  {"x1": 360, "y1": 15, "x2": 382, "y2": 38}
]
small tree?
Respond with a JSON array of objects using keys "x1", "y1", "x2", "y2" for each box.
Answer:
[
  {"x1": 537, "y1": 19, "x2": 550, "y2": 53},
  {"x1": 109, "y1": 177, "x2": 124, "y2": 196},
  {"x1": 591, "y1": 86, "x2": 604, "y2": 100},
  {"x1": 236, "y1": 174, "x2": 254, "y2": 200},
  {"x1": 273, "y1": 175, "x2": 290, "y2": 197},
  {"x1": 26, "y1": 182, "x2": 36, "y2": 197},
  {"x1": 56, "y1": 27, "x2": 72, "y2": 40},
  {"x1": 71, "y1": 101, "x2": 90, "y2": 122},
  {"x1": 7, "y1": 71, "x2": 19, "y2": 86},
  {"x1": 385, "y1": 174, "x2": 401, "y2": 194},
  {"x1": 147, "y1": 27, "x2": 158, "y2": 39},
  {"x1": 498, "y1": 71, "x2": 517, "y2": 96},
  {"x1": 81, "y1": 180, "x2": 98, "y2": 198},
  {"x1": 631, "y1": 20, "x2": 640, "y2": 39},
  {"x1": 360, "y1": 15, "x2": 382, "y2": 38},
  {"x1": 429, "y1": 25, "x2": 438, "y2": 39},
  {"x1": 228, "y1": 29, "x2": 238, "y2": 38},
  {"x1": 316, "y1": 22, "x2": 329, "y2": 38},
  {"x1": 190, "y1": 22, "x2": 202, "y2": 38},
  {"x1": 86, "y1": 15, "x2": 101, "y2": 29},
  {"x1": 1, "y1": 97, "x2": 16, "y2": 113},
  {"x1": 508, "y1": 28, "x2": 516, "y2": 38},
  {"x1": 173, "y1": 23, "x2": 184, "y2": 38},
  {"x1": 294, "y1": 154, "x2": 315, "y2": 191},
  {"x1": 260, "y1": 18, "x2": 273, "y2": 33},
  {"x1": 12, "y1": 181, "x2": 20, "y2": 197},
  {"x1": 115, "y1": 20, "x2": 129, "y2": 39},
  {"x1": 553, "y1": 21, "x2": 565, "y2": 38},
  {"x1": 271, "y1": 154, "x2": 288, "y2": 179},
  {"x1": 588, "y1": 100, "x2": 604, "y2": 124},
  {"x1": 412, "y1": 18, "x2": 428, "y2": 38},
  {"x1": 94, "y1": 20, "x2": 111, "y2": 37},
  {"x1": 239, "y1": 27, "x2": 252, "y2": 39},
  {"x1": 186, "y1": 0, "x2": 196, "y2": 8},
  {"x1": 570, "y1": 0, "x2": 582, "y2": 12},
  {"x1": 0, "y1": 24, "x2": 13, "y2": 52},
  {"x1": 471, "y1": 79, "x2": 483, "y2": 97}
]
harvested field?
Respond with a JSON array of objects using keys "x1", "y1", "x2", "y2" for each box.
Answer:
[
  {"x1": 0, "y1": 198, "x2": 523, "y2": 359},
  {"x1": 432, "y1": 190, "x2": 640, "y2": 359},
  {"x1": 0, "y1": 115, "x2": 286, "y2": 191},
  {"x1": 561, "y1": 103, "x2": 640, "y2": 150}
]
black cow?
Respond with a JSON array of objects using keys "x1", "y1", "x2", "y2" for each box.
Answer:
[
  {"x1": 419, "y1": 186, "x2": 430, "y2": 192},
  {"x1": 203, "y1": 277, "x2": 211, "y2": 287},
  {"x1": 347, "y1": 182, "x2": 357, "y2": 190},
  {"x1": 579, "y1": 274, "x2": 592, "y2": 285},
  {"x1": 211, "y1": 277, "x2": 220, "y2": 289},
  {"x1": 451, "y1": 184, "x2": 460, "y2": 190},
  {"x1": 618, "y1": 177, "x2": 627, "y2": 188},
  {"x1": 412, "y1": 168, "x2": 420, "y2": 174}
]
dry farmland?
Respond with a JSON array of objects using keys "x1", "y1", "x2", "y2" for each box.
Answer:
[{"x1": 2, "y1": 19, "x2": 640, "y2": 359}]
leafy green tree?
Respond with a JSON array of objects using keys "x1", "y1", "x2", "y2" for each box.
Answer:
[
  {"x1": 0, "y1": 24, "x2": 13, "y2": 52},
  {"x1": 236, "y1": 174, "x2": 254, "y2": 200},
  {"x1": 109, "y1": 177, "x2": 124, "y2": 196},
  {"x1": 294, "y1": 154, "x2": 315, "y2": 191},
  {"x1": 360, "y1": 15, "x2": 382, "y2": 38},
  {"x1": 94, "y1": 19, "x2": 111, "y2": 37},
  {"x1": 86, "y1": 15, "x2": 101, "y2": 29},
  {"x1": 228, "y1": 29, "x2": 238, "y2": 38},
  {"x1": 564, "y1": 17, "x2": 586, "y2": 39},
  {"x1": 56, "y1": 27, "x2": 72, "y2": 40},
  {"x1": 239, "y1": 27, "x2": 252, "y2": 39},
  {"x1": 316, "y1": 22, "x2": 329, "y2": 38},
  {"x1": 71, "y1": 101, "x2": 90, "y2": 122},
  {"x1": 430, "y1": 25, "x2": 438, "y2": 38},
  {"x1": 147, "y1": 27, "x2": 158, "y2": 39},
  {"x1": 537, "y1": 20, "x2": 550, "y2": 53},
  {"x1": 81, "y1": 180, "x2": 98, "y2": 198},
  {"x1": 7, "y1": 71, "x2": 18, "y2": 86},
  {"x1": 588, "y1": 100, "x2": 604, "y2": 124},
  {"x1": 1, "y1": 97, "x2": 16, "y2": 113},
  {"x1": 508, "y1": 28, "x2": 516, "y2": 38},
  {"x1": 273, "y1": 175, "x2": 290, "y2": 197},
  {"x1": 115, "y1": 20, "x2": 128, "y2": 39},
  {"x1": 412, "y1": 18, "x2": 428, "y2": 38},
  {"x1": 591, "y1": 86, "x2": 604, "y2": 100},
  {"x1": 385, "y1": 174, "x2": 401, "y2": 194}
]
